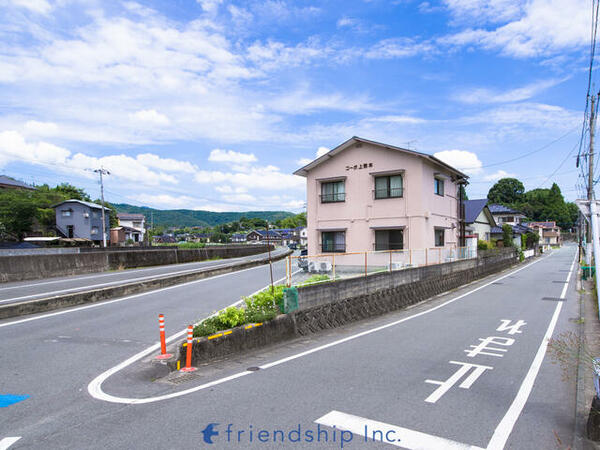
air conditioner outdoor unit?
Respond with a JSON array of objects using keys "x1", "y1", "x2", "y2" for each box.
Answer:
[
  {"x1": 83, "y1": 213, "x2": 89, "y2": 218},
  {"x1": 308, "y1": 261, "x2": 332, "y2": 273}
]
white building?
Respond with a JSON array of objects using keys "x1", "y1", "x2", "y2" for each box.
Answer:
[{"x1": 116, "y1": 213, "x2": 146, "y2": 243}]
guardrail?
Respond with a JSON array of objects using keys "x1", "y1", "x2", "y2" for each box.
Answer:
[{"x1": 285, "y1": 246, "x2": 477, "y2": 287}]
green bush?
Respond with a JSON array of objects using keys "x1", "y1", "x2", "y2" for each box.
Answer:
[
  {"x1": 193, "y1": 286, "x2": 284, "y2": 337},
  {"x1": 299, "y1": 274, "x2": 331, "y2": 286},
  {"x1": 477, "y1": 240, "x2": 489, "y2": 250},
  {"x1": 519, "y1": 249, "x2": 524, "y2": 262},
  {"x1": 502, "y1": 224, "x2": 513, "y2": 248}
]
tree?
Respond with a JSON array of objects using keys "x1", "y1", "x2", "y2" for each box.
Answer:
[
  {"x1": 488, "y1": 178, "x2": 525, "y2": 205},
  {"x1": 502, "y1": 224, "x2": 513, "y2": 247},
  {"x1": 0, "y1": 190, "x2": 37, "y2": 240},
  {"x1": 459, "y1": 185, "x2": 468, "y2": 201}
]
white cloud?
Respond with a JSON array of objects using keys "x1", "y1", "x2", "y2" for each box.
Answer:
[
  {"x1": 195, "y1": 165, "x2": 305, "y2": 190},
  {"x1": 0, "y1": 130, "x2": 200, "y2": 186},
  {"x1": 296, "y1": 158, "x2": 312, "y2": 166},
  {"x1": 214, "y1": 185, "x2": 247, "y2": 194},
  {"x1": 9, "y1": 0, "x2": 52, "y2": 14},
  {"x1": 365, "y1": 38, "x2": 435, "y2": 59},
  {"x1": 129, "y1": 109, "x2": 170, "y2": 125},
  {"x1": 433, "y1": 149, "x2": 483, "y2": 175},
  {"x1": 24, "y1": 120, "x2": 59, "y2": 136},
  {"x1": 455, "y1": 78, "x2": 566, "y2": 104},
  {"x1": 221, "y1": 192, "x2": 257, "y2": 203},
  {"x1": 366, "y1": 115, "x2": 426, "y2": 124},
  {"x1": 316, "y1": 146, "x2": 329, "y2": 158},
  {"x1": 483, "y1": 169, "x2": 515, "y2": 181},
  {"x1": 130, "y1": 193, "x2": 196, "y2": 208},
  {"x1": 443, "y1": 0, "x2": 524, "y2": 24},
  {"x1": 196, "y1": 0, "x2": 223, "y2": 13},
  {"x1": 439, "y1": 0, "x2": 589, "y2": 58},
  {"x1": 208, "y1": 149, "x2": 257, "y2": 164}
]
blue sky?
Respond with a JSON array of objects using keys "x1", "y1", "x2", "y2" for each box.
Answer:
[{"x1": 0, "y1": 0, "x2": 591, "y2": 212}]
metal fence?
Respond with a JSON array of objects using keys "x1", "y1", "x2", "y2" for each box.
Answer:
[{"x1": 286, "y1": 246, "x2": 477, "y2": 287}]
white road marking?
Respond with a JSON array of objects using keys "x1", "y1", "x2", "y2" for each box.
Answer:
[
  {"x1": 315, "y1": 410, "x2": 482, "y2": 449},
  {"x1": 464, "y1": 336, "x2": 514, "y2": 358},
  {"x1": 424, "y1": 361, "x2": 493, "y2": 404},
  {"x1": 0, "y1": 255, "x2": 276, "y2": 304},
  {"x1": 496, "y1": 319, "x2": 527, "y2": 335},
  {"x1": 0, "y1": 437, "x2": 21, "y2": 450},
  {"x1": 0, "y1": 262, "x2": 279, "y2": 329},
  {"x1": 486, "y1": 249, "x2": 577, "y2": 450},
  {"x1": 88, "y1": 249, "x2": 550, "y2": 404}
]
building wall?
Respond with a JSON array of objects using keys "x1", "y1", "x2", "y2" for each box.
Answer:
[
  {"x1": 55, "y1": 202, "x2": 109, "y2": 242},
  {"x1": 118, "y1": 218, "x2": 146, "y2": 241},
  {"x1": 470, "y1": 211, "x2": 492, "y2": 241},
  {"x1": 305, "y1": 141, "x2": 460, "y2": 255}
]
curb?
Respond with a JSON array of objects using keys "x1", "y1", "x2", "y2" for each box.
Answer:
[{"x1": 0, "y1": 250, "x2": 292, "y2": 320}]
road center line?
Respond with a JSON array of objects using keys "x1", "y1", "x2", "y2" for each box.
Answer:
[{"x1": 88, "y1": 250, "x2": 552, "y2": 404}]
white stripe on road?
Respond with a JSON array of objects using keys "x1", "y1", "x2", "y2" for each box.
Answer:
[
  {"x1": 0, "y1": 437, "x2": 21, "y2": 450},
  {"x1": 0, "y1": 256, "x2": 276, "y2": 304},
  {"x1": 0, "y1": 263, "x2": 277, "y2": 329},
  {"x1": 315, "y1": 410, "x2": 482, "y2": 449},
  {"x1": 486, "y1": 249, "x2": 577, "y2": 450},
  {"x1": 88, "y1": 250, "x2": 551, "y2": 404}
]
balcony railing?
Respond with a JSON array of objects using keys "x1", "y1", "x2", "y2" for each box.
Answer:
[
  {"x1": 373, "y1": 188, "x2": 403, "y2": 199},
  {"x1": 373, "y1": 242, "x2": 404, "y2": 251},
  {"x1": 320, "y1": 193, "x2": 346, "y2": 203},
  {"x1": 321, "y1": 243, "x2": 346, "y2": 253}
]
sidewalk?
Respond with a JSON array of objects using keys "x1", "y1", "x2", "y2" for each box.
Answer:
[{"x1": 576, "y1": 275, "x2": 600, "y2": 449}]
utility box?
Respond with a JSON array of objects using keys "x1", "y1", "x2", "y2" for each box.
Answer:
[{"x1": 283, "y1": 287, "x2": 299, "y2": 313}]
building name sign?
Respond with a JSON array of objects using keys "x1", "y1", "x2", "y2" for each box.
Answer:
[{"x1": 346, "y1": 162, "x2": 373, "y2": 171}]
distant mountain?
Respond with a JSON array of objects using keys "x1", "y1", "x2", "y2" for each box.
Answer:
[{"x1": 112, "y1": 203, "x2": 294, "y2": 228}]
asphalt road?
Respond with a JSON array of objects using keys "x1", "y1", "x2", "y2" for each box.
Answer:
[
  {"x1": 0, "y1": 246, "x2": 288, "y2": 306},
  {"x1": 0, "y1": 245, "x2": 581, "y2": 449}
]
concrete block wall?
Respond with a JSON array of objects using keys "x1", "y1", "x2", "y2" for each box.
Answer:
[
  {"x1": 296, "y1": 248, "x2": 516, "y2": 310},
  {"x1": 0, "y1": 244, "x2": 275, "y2": 282},
  {"x1": 0, "y1": 253, "x2": 108, "y2": 282}
]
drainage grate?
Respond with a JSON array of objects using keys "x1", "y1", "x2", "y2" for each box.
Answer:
[
  {"x1": 541, "y1": 297, "x2": 565, "y2": 301},
  {"x1": 247, "y1": 367, "x2": 261, "y2": 372},
  {"x1": 162, "y1": 372, "x2": 202, "y2": 385},
  {"x1": 491, "y1": 282, "x2": 504, "y2": 285}
]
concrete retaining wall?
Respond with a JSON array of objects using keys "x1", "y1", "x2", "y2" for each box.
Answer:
[
  {"x1": 179, "y1": 248, "x2": 517, "y2": 366},
  {"x1": 0, "y1": 248, "x2": 290, "y2": 320},
  {"x1": 0, "y1": 244, "x2": 274, "y2": 282}
]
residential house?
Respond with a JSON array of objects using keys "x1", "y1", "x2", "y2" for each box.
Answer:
[
  {"x1": 247, "y1": 229, "x2": 283, "y2": 244},
  {"x1": 53, "y1": 199, "x2": 111, "y2": 245},
  {"x1": 294, "y1": 136, "x2": 469, "y2": 255},
  {"x1": 0, "y1": 175, "x2": 36, "y2": 191},
  {"x1": 464, "y1": 199, "x2": 496, "y2": 242},
  {"x1": 231, "y1": 233, "x2": 247, "y2": 243},
  {"x1": 525, "y1": 221, "x2": 562, "y2": 246},
  {"x1": 490, "y1": 223, "x2": 532, "y2": 248},
  {"x1": 296, "y1": 226, "x2": 308, "y2": 247},
  {"x1": 110, "y1": 226, "x2": 143, "y2": 245},
  {"x1": 488, "y1": 204, "x2": 527, "y2": 226},
  {"x1": 116, "y1": 213, "x2": 146, "y2": 243}
]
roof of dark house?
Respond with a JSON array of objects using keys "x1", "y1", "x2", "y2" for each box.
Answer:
[
  {"x1": 464, "y1": 199, "x2": 489, "y2": 224},
  {"x1": 0, "y1": 175, "x2": 36, "y2": 190},
  {"x1": 491, "y1": 224, "x2": 532, "y2": 235}
]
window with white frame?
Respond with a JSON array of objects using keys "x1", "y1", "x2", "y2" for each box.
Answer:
[{"x1": 61, "y1": 209, "x2": 72, "y2": 217}]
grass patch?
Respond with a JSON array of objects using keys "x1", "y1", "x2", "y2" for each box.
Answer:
[
  {"x1": 298, "y1": 274, "x2": 331, "y2": 286},
  {"x1": 193, "y1": 286, "x2": 284, "y2": 337}
]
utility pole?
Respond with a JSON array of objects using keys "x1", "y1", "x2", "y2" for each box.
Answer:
[
  {"x1": 94, "y1": 167, "x2": 110, "y2": 248},
  {"x1": 266, "y1": 220, "x2": 274, "y2": 293},
  {"x1": 587, "y1": 94, "x2": 597, "y2": 265}
]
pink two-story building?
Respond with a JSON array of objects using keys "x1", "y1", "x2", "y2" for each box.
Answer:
[{"x1": 294, "y1": 137, "x2": 469, "y2": 255}]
